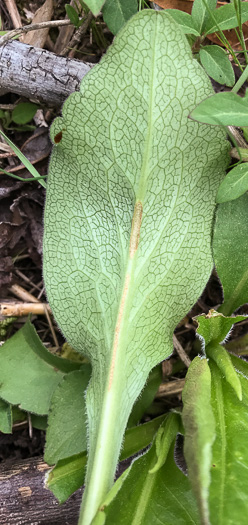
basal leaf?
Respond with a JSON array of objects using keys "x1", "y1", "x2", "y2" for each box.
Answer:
[
  {"x1": 209, "y1": 361, "x2": 248, "y2": 524},
  {"x1": 0, "y1": 398, "x2": 12, "y2": 433},
  {"x1": 166, "y1": 10, "x2": 200, "y2": 36},
  {"x1": 102, "y1": 0, "x2": 138, "y2": 35},
  {"x1": 104, "y1": 429, "x2": 200, "y2": 524},
  {"x1": 213, "y1": 193, "x2": 248, "y2": 315},
  {"x1": 182, "y1": 356, "x2": 215, "y2": 524},
  {"x1": 0, "y1": 322, "x2": 81, "y2": 415},
  {"x1": 204, "y1": 2, "x2": 248, "y2": 35},
  {"x1": 44, "y1": 368, "x2": 91, "y2": 464},
  {"x1": 43, "y1": 10, "x2": 228, "y2": 522},
  {"x1": 47, "y1": 414, "x2": 166, "y2": 503},
  {"x1": 199, "y1": 46, "x2": 235, "y2": 87},
  {"x1": 216, "y1": 163, "x2": 248, "y2": 203},
  {"x1": 190, "y1": 91, "x2": 248, "y2": 127}
]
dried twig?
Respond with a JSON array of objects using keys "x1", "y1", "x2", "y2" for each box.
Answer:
[
  {"x1": 156, "y1": 378, "x2": 185, "y2": 398},
  {"x1": 0, "y1": 19, "x2": 73, "y2": 46},
  {"x1": 60, "y1": 12, "x2": 94, "y2": 57},
  {"x1": 0, "y1": 302, "x2": 52, "y2": 316},
  {"x1": 3, "y1": 0, "x2": 22, "y2": 29},
  {"x1": 173, "y1": 334, "x2": 191, "y2": 368}
]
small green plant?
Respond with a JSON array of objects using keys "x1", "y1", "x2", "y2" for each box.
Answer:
[{"x1": 1, "y1": 2, "x2": 248, "y2": 525}]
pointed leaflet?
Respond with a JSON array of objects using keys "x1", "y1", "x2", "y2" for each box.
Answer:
[
  {"x1": 43, "y1": 11, "x2": 228, "y2": 523},
  {"x1": 182, "y1": 357, "x2": 215, "y2": 525}
]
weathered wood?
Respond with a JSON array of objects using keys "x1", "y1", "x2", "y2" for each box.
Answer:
[
  {"x1": 0, "y1": 456, "x2": 82, "y2": 524},
  {"x1": 0, "y1": 41, "x2": 92, "y2": 106}
]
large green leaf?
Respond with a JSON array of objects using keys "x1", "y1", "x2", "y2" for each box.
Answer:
[
  {"x1": 44, "y1": 368, "x2": 91, "y2": 464},
  {"x1": 0, "y1": 322, "x2": 80, "y2": 415},
  {"x1": 213, "y1": 193, "x2": 248, "y2": 315},
  {"x1": 182, "y1": 357, "x2": 215, "y2": 525},
  {"x1": 209, "y1": 361, "x2": 248, "y2": 524},
  {"x1": 43, "y1": 10, "x2": 228, "y2": 523}
]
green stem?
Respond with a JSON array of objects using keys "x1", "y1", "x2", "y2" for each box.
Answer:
[{"x1": 232, "y1": 63, "x2": 248, "y2": 93}]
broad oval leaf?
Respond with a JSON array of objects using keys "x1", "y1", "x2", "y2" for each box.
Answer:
[
  {"x1": 43, "y1": 10, "x2": 229, "y2": 522},
  {"x1": 216, "y1": 163, "x2": 248, "y2": 203},
  {"x1": 213, "y1": 193, "x2": 248, "y2": 315},
  {"x1": 199, "y1": 46, "x2": 235, "y2": 87}
]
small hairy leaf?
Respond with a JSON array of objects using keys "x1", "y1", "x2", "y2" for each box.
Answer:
[
  {"x1": 0, "y1": 322, "x2": 80, "y2": 415},
  {"x1": 182, "y1": 357, "x2": 215, "y2": 525},
  {"x1": 204, "y1": 2, "x2": 248, "y2": 35},
  {"x1": 43, "y1": 10, "x2": 228, "y2": 521},
  {"x1": 216, "y1": 163, "x2": 248, "y2": 203},
  {"x1": 196, "y1": 311, "x2": 245, "y2": 346},
  {"x1": 213, "y1": 193, "x2": 248, "y2": 315},
  {"x1": 44, "y1": 368, "x2": 91, "y2": 464},
  {"x1": 199, "y1": 46, "x2": 235, "y2": 87},
  {"x1": 102, "y1": 0, "x2": 138, "y2": 35},
  {"x1": 209, "y1": 361, "x2": 248, "y2": 524},
  {"x1": 0, "y1": 399, "x2": 12, "y2": 433},
  {"x1": 190, "y1": 91, "x2": 248, "y2": 126}
]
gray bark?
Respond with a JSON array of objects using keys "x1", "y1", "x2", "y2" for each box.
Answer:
[{"x1": 0, "y1": 41, "x2": 92, "y2": 106}]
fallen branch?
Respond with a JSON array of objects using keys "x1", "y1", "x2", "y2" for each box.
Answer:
[
  {"x1": 0, "y1": 456, "x2": 81, "y2": 525},
  {"x1": 0, "y1": 40, "x2": 92, "y2": 106}
]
